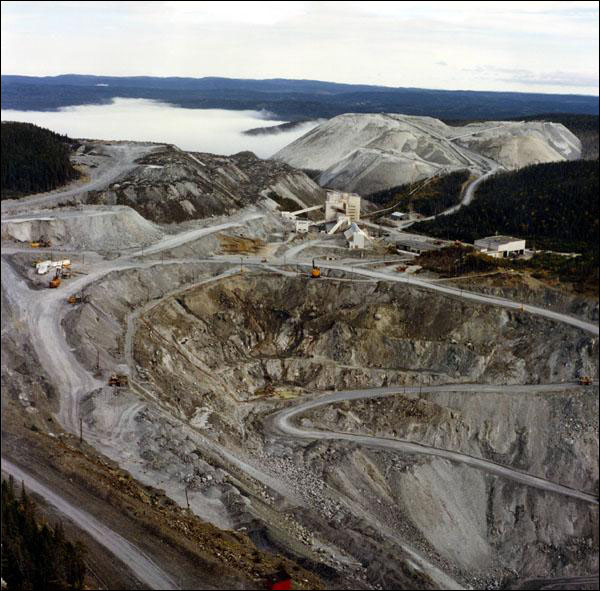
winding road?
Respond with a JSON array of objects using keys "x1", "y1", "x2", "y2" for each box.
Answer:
[
  {"x1": 0, "y1": 143, "x2": 161, "y2": 216},
  {"x1": 270, "y1": 384, "x2": 598, "y2": 505}
]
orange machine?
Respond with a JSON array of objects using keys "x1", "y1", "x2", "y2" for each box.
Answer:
[
  {"x1": 579, "y1": 376, "x2": 593, "y2": 385},
  {"x1": 30, "y1": 238, "x2": 51, "y2": 248},
  {"x1": 49, "y1": 271, "x2": 61, "y2": 288},
  {"x1": 67, "y1": 294, "x2": 89, "y2": 305},
  {"x1": 311, "y1": 259, "x2": 321, "y2": 278}
]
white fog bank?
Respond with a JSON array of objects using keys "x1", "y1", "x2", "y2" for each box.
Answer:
[{"x1": 1, "y1": 98, "x2": 321, "y2": 159}]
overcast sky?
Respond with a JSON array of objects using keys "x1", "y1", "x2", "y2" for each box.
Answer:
[{"x1": 2, "y1": 1, "x2": 598, "y2": 95}]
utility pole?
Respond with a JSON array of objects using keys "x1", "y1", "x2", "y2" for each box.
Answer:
[
  {"x1": 185, "y1": 486, "x2": 190, "y2": 511},
  {"x1": 96, "y1": 349, "x2": 100, "y2": 371},
  {"x1": 79, "y1": 418, "x2": 83, "y2": 444}
]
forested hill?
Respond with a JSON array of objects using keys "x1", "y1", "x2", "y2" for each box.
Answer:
[
  {"x1": 412, "y1": 159, "x2": 599, "y2": 254},
  {"x1": 366, "y1": 170, "x2": 470, "y2": 217},
  {"x1": 2, "y1": 74, "x2": 598, "y2": 120},
  {"x1": 1, "y1": 121, "x2": 80, "y2": 198}
]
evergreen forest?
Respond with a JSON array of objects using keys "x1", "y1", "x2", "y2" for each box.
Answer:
[{"x1": 1, "y1": 122, "x2": 79, "y2": 199}]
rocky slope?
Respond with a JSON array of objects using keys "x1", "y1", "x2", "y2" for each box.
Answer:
[
  {"x1": 1, "y1": 205, "x2": 163, "y2": 250},
  {"x1": 87, "y1": 145, "x2": 325, "y2": 223},
  {"x1": 272, "y1": 113, "x2": 581, "y2": 194},
  {"x1": 47, "y1": 267, "x2": 600, "y2": 589},
  {"x1": 300, "y1": 388, "x2": 598, "y2": 581}
]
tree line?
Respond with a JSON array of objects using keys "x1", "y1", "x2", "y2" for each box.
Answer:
[{"x1": 1, "y1": 121, "x2": 80, "y2": 199}]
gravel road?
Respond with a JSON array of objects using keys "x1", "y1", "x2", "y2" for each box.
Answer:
[
  {"x1": 1, "y1": 459, "x2": 179, "y2": 590},
  {"x1": 271, "y1": 384, "x2": 599, "y2": 505},
  {"x1": 1, "y1": 143, "x2": 161, "y2": 216}
]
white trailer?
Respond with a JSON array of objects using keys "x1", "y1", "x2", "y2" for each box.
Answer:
[{"x1": 36, "y1": 259, "x2": 71, "y2": 275}]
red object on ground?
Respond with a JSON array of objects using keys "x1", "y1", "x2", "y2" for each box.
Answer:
[{"x1": 270, "y1": 579, "x2": 292, "y2": 590}]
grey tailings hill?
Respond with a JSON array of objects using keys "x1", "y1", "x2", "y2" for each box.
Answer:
[{"x1": 272, "y1": 113, "x2": 581, "y2": 194}]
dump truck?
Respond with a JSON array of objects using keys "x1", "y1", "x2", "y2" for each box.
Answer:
[
  {"x1": 67, "y1": 294, "x2": 89, "y2": 305},
  {"x1": 108, "y1": 374, "x2": 129, "y2": 388},
  {"x1": 578, "y1": 376, "x2": 593, "y2": 386},
  {"x1": 311, "y1": 259, "x2": 321, "y2": 278}
]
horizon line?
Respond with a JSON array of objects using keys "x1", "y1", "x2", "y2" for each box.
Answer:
[{"x1": 2, "y1": 72, "x2": 598, "y2": 99}]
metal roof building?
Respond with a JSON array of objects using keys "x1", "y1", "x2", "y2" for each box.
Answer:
[{"x1": 474, "y1": 235, "x2": 526, "y2": 258}]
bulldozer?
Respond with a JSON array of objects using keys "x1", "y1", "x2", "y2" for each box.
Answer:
[
  {"x1": 108, "y1": 374, "x2": 129, "y2": 388},
  {"x1": 311, "y1": 259, "x2": 321, "y2": 279},
  {"x1": 48, "y1": 270, "x2": 61, "y2": 289},
  {"x1": 578, "y1": 376, "x2": 593, "y2": 386}
]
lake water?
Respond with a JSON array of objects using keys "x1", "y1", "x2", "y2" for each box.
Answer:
[{"x1": 0, "y1": 98, "x2": 320, "y2": 158}]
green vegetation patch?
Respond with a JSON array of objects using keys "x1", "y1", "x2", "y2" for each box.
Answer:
[
  {"x1": 1, "y1": 121, "x2": 80, "y2": 199},
  {"x1": 367, "y1": 170, "x2": 470, "y2": 217},
  {"x1": 1, "y1": 476, "x2": 87, "y2": 589},
  {"x1": 417, "y1": 244, "x2": 599, "y2": 295}
]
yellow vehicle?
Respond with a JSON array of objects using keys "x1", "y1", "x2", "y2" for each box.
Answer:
[
  {"x1": 30, "y1": 239, "x2": 51, "y2": 248},
  {"x1": 311, "y1": 259, "x2": 321, "y2": 279},
  {"x1": 578, "y1": 376, "x2": 593, "y2": 386}
]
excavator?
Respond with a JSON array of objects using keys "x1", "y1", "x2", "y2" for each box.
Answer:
[
  {"x1": 311, "y1": 259, "x2": 321, "y2": 279},
  {"x1": 48, "y1": 269, "x2": 62, "y2": 288}
]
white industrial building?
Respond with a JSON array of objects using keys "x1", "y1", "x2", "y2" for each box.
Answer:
[
  {"x1": 344, "y1": 223, "x2": 370, "y2": 249},
  {"x1": 325, "y1": 191, "x2": 361, "y2": 223},
  {"x1": 474, "y1": 235, "x2": 526, "y2": 258}
]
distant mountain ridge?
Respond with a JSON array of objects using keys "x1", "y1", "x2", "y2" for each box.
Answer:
[{"x1": 2, "y1": 74, "x2": 598, "y2": 120}]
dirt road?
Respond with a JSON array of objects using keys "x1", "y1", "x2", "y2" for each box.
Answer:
[
  {"x1": 0, "y1": 143, "x2": 161, "y2": 215},
  {"x1": 1, "y1": 458, "x2": 179, "y2": 590},
  {"x1": 270, "y1": 384, "x2": 598, "y2": 505}
]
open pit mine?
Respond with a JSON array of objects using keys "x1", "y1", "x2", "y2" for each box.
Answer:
[{"x1": 1, "y1": 131, "x2": 598, "y2": 591}]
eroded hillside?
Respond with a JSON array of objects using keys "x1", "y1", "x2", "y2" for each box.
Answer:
[
  {"x1": 55, "y1": 271, "x2": 597, "y2": 589},
  {"x1": 87, "y1": 145, "x2": 325, "y2": 223}
]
